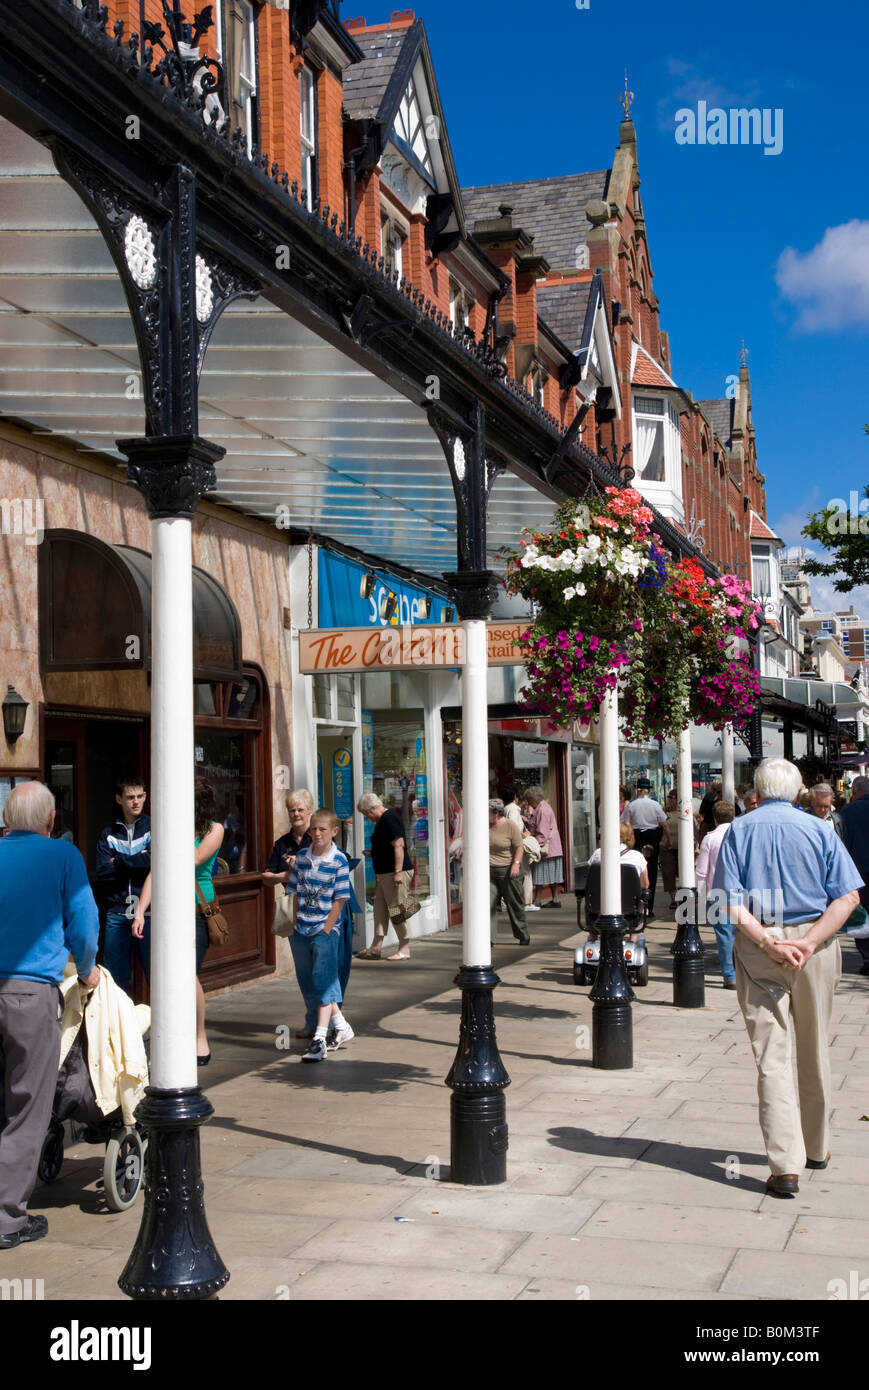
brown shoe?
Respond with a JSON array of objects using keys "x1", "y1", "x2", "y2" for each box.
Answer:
[
  {"x1": 806, "y1": 1153, "x2": 831, "y2": 1169},
  {"x1": 766, "y1": 1173, "x2": 799, "y2": 1197}
]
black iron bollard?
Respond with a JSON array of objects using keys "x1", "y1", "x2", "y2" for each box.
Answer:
[
  {"x1": 591, "y1": 913, "x2": 634, "y2": 1068},
  {"x1": 119, "y1": 1087, "x2": 229, "y2": 1300},
  {"x1": 671, "y1": 886, "x2": 706, "y2": 1007},
  {"x1": 445, "y1": 964, "x2": 511, "y2": 1184}
]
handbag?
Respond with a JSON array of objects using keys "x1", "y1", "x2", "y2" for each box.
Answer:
[
  {"x1": 388, "y1": 875, "x2": 422, "y2": 925},
  {"x1": 271, "y1": 891, "x2": 294, "y2": 938},
  {"x1": 195, "y1": 880, "x2": 230, "y2": 947}
]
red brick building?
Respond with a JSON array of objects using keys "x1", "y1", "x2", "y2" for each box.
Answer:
[{"x1": 102, "y1": 6, "x2": 771, "y2": 578}]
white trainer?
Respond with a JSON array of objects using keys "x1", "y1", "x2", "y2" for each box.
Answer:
[{"x1": 326, "y1": 1021, "x2": 355, "y2": 1050}]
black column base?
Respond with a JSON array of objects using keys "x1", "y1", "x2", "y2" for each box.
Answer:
[
  {"x1": 671, "y1": 888, "x2": 706, "y2": 1008},
  {"x1": 445, "y1": 965, "x2": 511, "y2": 1185},
  {"x1": 118, "y1": 1086, "x2": 229, "y2": 1301},
  {"x1": 590, "y1": 913, "x2": 634, "y2": 1069}
]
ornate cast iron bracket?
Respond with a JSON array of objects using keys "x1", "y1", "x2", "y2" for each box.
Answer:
[
  {"x1": 50, "y1": 142, "x2": 171, "y2": 437},
  {"x1": 195, "y1": 250, "x2": 261, "y2": 372},
  {"x1": 429, "y1": 401, "x2": 502, "y2": 617}
]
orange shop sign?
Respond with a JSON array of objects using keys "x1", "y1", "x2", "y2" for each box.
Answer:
[{"x1": 298, "y1": 622, "x2": 532, "y2": 673}]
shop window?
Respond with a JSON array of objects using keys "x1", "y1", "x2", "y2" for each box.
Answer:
[
  {"x1": 313, "y1": 673, "x2": 358, "y2": 724},
  {"x1": 361, "y1": 673, "x2": 430, "y2": 902},
  {"x1": 300, "y1": 65, "x2": 317, "y2": 212},
  {"x1": 194, "y1": 670, "x2": 263, "y2": 874}
]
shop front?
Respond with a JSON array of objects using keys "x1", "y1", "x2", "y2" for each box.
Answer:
[
  {"x1": 443, "y1": 711, "x2": 597, "y2": 914},
  {"x1": 292, "y1": 546, "x2": 453, "y2": 946},
  {"x1": 0, "y1": 426, "x2": 295, "y2": 996}
]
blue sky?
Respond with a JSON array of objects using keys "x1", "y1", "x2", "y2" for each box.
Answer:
[{"x1": 413, "y1": 0, "x2": 869, "y2": 612}]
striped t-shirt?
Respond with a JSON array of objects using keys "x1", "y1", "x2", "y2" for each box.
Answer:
[{"x1": 287, "y1": 846, "x2": 351, "y2": 936}]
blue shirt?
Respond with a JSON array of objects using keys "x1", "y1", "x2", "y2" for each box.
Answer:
[
  {"x1": 287, "y1": 847, "x2": 351, "y2": 936},
  {"x1": 712, "y1": 800, "x2": 863, "y2": 926},
  {"x1": 0, "y1": 831, "x2": 99, "y2": 982}
]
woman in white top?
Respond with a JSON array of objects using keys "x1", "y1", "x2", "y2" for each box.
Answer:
[{"x1": 587, "y1": 822, "x2": 649, "y2": 939}]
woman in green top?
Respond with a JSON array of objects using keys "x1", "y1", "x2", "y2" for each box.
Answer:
[{"x1": 132, "y1": 777, "x2": 224, "y2": 1066}]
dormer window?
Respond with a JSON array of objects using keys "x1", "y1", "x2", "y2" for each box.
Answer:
[
  {"x1": 527, "y1": 364, "x2": 546, "y2": 408},
  {"x1": 381, "y1": 212, "x2": 407, "y2": 277},
  {"x1": 450, "y1": 280, "x2": 475, "y2": 332},
  {"x1": 215, "y1": 0, "x2": 259, "y2": 157},
  {"x1": 751, "y1": 544, "x2": 773, "y2": 599}
]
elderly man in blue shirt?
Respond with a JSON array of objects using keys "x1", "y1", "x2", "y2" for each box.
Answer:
[
  {"x1": 713, "y1": 758, "x2": 862, "y2": 1198},
  {"x1": 0, "y1": 782, "x2": 99, "y2": 1249}
]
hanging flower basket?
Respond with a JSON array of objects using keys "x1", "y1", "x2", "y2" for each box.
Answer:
[
  {"x1": 507, "y1": 489, "x2": 762, "y2": 740},
  {"x1": 507, "y1": 488, "x2": 665, "y2": 727}
]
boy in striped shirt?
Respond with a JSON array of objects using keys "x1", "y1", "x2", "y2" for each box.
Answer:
[{"x1": 287, "y1": 809, "x2": 354, "y2": 1063}]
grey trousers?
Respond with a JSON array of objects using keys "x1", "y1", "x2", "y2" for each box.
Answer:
[{"x1": 0, "y1": 979, "x2": 61, "y2": 1234}]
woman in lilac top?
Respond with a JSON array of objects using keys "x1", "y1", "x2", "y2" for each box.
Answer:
[{"x1": 523, "y1": 786, "x2": 564, "y2": 908}]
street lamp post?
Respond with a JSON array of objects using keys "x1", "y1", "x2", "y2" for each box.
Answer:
[
  {"x1": 721, "y1": 724, "x2": 735, "y2": 804},
  {"x1": 432, "y1": 402, "x2": 510, "y2": 1186},
  {"x1": 117, "y1": 438, "x2": 229, "y2": 1300},
  {"x1": 590, "y1": 682, "x2": 634, "y2": 1068},
  {"x1": 671, "y1": 723, "x2": 705, "y2": 1007}
]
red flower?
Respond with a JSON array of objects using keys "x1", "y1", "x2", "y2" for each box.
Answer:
[{"x1": 693, "y1": 626, "x2": 703, "y2": 636}]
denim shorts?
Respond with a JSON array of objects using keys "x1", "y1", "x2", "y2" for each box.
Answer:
[{"x1": 290, "y1": 927, "x2": 342, "y2": 1008}]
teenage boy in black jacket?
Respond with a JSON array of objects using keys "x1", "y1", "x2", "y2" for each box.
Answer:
[{"x1": 94, "y1": 776, "x2": 151, "y2": 994}]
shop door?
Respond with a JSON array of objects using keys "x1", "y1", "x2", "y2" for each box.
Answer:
[{"x1": 44, "y1": 714, "x2": 147, "y2": 877}]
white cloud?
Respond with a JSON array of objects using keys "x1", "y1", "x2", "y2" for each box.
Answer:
[
  {"x1": 657, "y1": 59, "x2": 761, "y2": 133},
  {"x1": 775, "y1": 220, "x2": 869, "y2": 332}
]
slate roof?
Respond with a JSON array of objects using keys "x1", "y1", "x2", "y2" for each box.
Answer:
[
  {"x1": 697, "y1": 397, "x2": 734, "y2": 448},
  {"x1": 536, "y1": 281, "x2": 592, "y2": 353},
  {"x1": 461, "y1": 173, "x2": 611, "y2": 271},
  {"x1": 342, "y1": 27, "x2": 413, "y2": 122}
]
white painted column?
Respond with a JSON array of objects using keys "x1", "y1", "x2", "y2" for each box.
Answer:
[
  {"x1": 462, "y1": 618, "x2": 490, "y2": 968},
  {"x1": 598, "y1": 684, "x2": 621, "y2": 916},
  {"x1": 149, "y1": 515, "x2": 198, "y2": 1091},
  {"x1": 721, "y1": 724, "x2": 735, "y2": 804},
  {"x1": 676, "y1": 725, "x2": 695, "y2": 890}
]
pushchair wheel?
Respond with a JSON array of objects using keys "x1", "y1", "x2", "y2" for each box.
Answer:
[
  {"x1": 103, "y1": 1126, "x2": 146, "y2": 1211},
  {"x1": 38, "y1": 1119, "x2": 64, "y2": 1185}
]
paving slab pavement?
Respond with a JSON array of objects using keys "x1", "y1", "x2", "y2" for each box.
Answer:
[{"x1": 6, "y1": 905, "x2": 869, "y2": 1302}]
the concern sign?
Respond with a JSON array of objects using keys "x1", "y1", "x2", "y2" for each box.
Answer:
[{"x1": 299, "y1": 621, "x2": 531, "y2": 674}]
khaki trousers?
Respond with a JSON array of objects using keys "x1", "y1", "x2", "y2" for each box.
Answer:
[
  {"x1": 372, "y1": 870, "x2": 413, "y2": 944},
  {"x1": 734, "y1": 924, "x2": 840, "y2": 1176}
]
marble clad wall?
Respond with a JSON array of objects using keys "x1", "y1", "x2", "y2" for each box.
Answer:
[{"x1": 0, "y1": 429, "x2": 294, "y2": 853}]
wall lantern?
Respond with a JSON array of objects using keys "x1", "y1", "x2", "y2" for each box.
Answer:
[
  {"x1": 383, "y1": 592, "x2": 398, "y2": 623},
  {"x1": 359, "y1": 571, "x2": 376, "y2": 600},
  {"x1": 2, "y1": 685, "x2": 28, "y2": 744}
]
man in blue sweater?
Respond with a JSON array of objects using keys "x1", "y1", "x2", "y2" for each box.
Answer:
[{"x1": 0, "y1": 782, "x2": 99, "y2": 1249}]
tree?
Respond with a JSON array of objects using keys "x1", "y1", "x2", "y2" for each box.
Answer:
[{"x1": 801, "y1": 426, "x2": 869, "y2": 591}]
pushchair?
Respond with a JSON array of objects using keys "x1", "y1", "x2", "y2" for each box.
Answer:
[
  {"x1": 38, "y1": 980, "x2": 149, "y2": 1212},
  {"x1": 573, "y1": 862, "x2": 650, "y2": 988}
]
